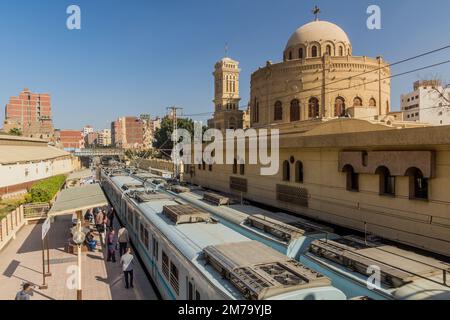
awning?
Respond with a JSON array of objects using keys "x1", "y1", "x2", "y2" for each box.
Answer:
[{"x1": 48, "y1": 184, "x2": 108, "y2": 216}]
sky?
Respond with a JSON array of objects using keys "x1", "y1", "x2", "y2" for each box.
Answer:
[{"x1": 0, "y1": 0, "x2": 450, "y2": 130}]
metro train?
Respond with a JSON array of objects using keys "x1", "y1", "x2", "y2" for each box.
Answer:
[{"x1": 101, "y1": 170, "x2": 346, "y2": 300}]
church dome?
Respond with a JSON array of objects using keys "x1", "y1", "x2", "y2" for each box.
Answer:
[{"x1": 283, "y1": 20, "x2": 352, "y2": 60}]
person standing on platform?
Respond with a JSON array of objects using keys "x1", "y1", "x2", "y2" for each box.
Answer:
[
  {"x1": 107, "y1": 229, "x2": 117, "y2": 262},
  {"x1": 117, "y1": 226, "x2": 129, "y2": 256},
  {"x1": 108, "y1": 207, "x2": 115, "y2": 228},
  {"x1": 95, "y1": 209, "x2": 104, "y2": 233},
  {"x1": 120, "y1": 248, "x2": 134, "y2": 289}
]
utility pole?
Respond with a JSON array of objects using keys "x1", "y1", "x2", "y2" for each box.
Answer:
[{"x1": 167, "y1": 106, "x2": 183, "y2": 180}]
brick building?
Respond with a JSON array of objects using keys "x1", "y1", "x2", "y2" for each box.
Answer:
[
  {"x1": 111, "y1": 116, "x2": 144, "y2": 149},
  {"x1": 55, "y1": 130, "x2": 84, "y2": 151},
  {"x1": 3, "y1": 88, "x2": 54, "y2": 140}
]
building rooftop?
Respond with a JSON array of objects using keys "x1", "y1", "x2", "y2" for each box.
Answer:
[{"x1": 0, "y1": 145, "x2": 70, "y2": 165}]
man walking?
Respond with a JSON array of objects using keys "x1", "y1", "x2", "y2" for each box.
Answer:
[
  {"x1": 117, "y1": 226, "x2": 129, "y2": 256},
  {"x1": 120, "y1": 248, "x2": 134, "y2": 289},
  {"x1": 15, "y1": 283, "x2": 33, "y2": 300},
  {"x1": 107, "y1": 229, "x2": 117, "y2": 262}
]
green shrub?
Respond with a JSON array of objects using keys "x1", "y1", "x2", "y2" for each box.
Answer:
[{"x1": 29, "y1": 175, "x2": 67, "y2": 203}]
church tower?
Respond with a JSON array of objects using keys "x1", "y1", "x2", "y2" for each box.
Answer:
[{"x1": 208, "y1": 57, "x2": 243, "y2": 130}]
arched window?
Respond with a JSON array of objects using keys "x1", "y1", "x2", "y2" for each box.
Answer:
[
  {"x1": 233, "y1": 158, "x2": 237, "y2": 174},
  {"x1": 283, "y1": 161, "x2": 290, "y2": 181},
  {"x1": 290, "y1": 99, "x2": 300, "y2": 122},
  {"x1": 289, "y1": 51, "x2": 292, "y2": 60},
  {"x1": 376, "y1": 166, "x2": 395, "y2": 196},
  {"x1": 308, "y1": 97, "x2": 320, "y2": 118},
  {"x1": 343, "y1": 165, "x2": 359, "y2": 192},
  {"x1": 274, "y1": 101, "x2": 283, "y2": 121},
  {"x1": 405, "y1": 168, "x2": 428, "y2": 200},
  {"x1": 369, "y1": 98, "x2": 377, "y2": 107},
  {"x1": 326, "y1": 45, "x2": 332, "y2": 56},
  {"x1": 311, "y1": 46, "x2": 318, "y2": 58},
  {"x1": 202, "y1": 160, "x2": 206, "y2": 171},
  {"x1": 299, "y1": 48, "x2": 304, "y2": 59},
  {"x1": 228, "y1": 117, "x2": 236, "y2": 130},
  {"x1": 295, "y1": 161, "x2": 304, "y2": 183},
  {"x1": 334, "y1": 97, "x2": 346, "y2": 117},
  {"x1": 339, "y1": 46, "x2": 344, "y2": 56},
  {"x1": 353, "y1": 97, "x2": 363, "y2": 107}
]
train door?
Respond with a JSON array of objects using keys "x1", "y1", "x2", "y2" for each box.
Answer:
[{"x1": 186, "y1": 278, "x2": 201, "y2": 300}]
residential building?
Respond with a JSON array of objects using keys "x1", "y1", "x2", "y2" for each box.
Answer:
[
  {"x1": 401, "y1": 80, "x2": 450, "y2": 126},
  {"x1": 111, "y1": 116, "x2": 144, "y2": 149},
  {"x1": 98, "y1": 129, "x2": 112, "y2": 147},
  {"x1": 3, "y1": 88, "x2": 54, "y2": 141},
  {"x1": 82, "y1": 125, "x2": 94, "y2": 137},
  {"x1": 55, "y1": 129, "x2": 84, "y2": 151}
]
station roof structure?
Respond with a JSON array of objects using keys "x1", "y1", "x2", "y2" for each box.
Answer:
[{"x1": 48, "y1": 184, "x2": 108, "y2": 216}]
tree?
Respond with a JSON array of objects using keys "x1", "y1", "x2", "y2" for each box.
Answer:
[
  {"x1": 153, "y1": 117, "x2": 200, "y2": 159},
  {"x1": 8, "y1": 128, "x2": 22, "y2": 136}
]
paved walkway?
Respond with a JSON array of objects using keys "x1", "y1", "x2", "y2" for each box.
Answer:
[{"x1": 0, "y1": 214, "x2": 158, "y2": 300}]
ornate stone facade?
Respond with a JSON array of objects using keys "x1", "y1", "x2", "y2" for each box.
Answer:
[{"x1": 250, "y1": 19, "x2": 391, "y2": 129}]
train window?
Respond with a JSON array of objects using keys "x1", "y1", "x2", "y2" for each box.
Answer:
[
  {"x1": 162, "y1": 251, "x2": 169, "y2": 280},
  {"x1": 134, "y1": 215, "x2": 139, "y2": 231},
  {"x1": 139, "y1": 223, "x2": 144, "y2": 242},
  {"x1": 187, "y1": 281, "x2": 194, "y2": 300},
  {"x1": 144, "y1": 229, "x2": 149, "y2": 250},
  {"x1": 170, "y1": 262, "x2": 179, "y2": 295},
  {"x1": 152, "y1": 237, "x2": 159, "y2": 261}
]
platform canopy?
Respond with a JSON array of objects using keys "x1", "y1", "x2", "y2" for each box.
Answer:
[{"x1": 48, "y1": 184, "x2": 108, "y2": 216}]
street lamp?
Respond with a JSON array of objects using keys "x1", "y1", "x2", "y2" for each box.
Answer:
[{"x1": 72, "y1": 210, "x2": 86, "y2": 300}]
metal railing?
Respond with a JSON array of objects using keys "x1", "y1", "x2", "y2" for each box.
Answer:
[{"x1": 23, "y1": 203, "x2": 50, "y2": 221}]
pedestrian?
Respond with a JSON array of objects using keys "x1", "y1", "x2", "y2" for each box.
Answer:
[
  {"x1": 85, "y1": 231, "x2": 98, "y2": 252},
  {"x1": 15, "y1": 283, "x2": 33, "y2": 300},
  {"x1": 120, "y1": 248, "x2": 134, "y2": 289},
  {"x1": 95, "y1": 209, "x2": 104, "y2": 233},
  {"x1": 107, "y1": 229, "x2": 117, "y2": 262},
  {"x1": 118, "y1": 226, "x2": 129, "y2": 256},
  {"x1": 84, "y1": 209, "x2": 94, "y2": 224},
  {"x1": 108, "y1": 207, "x2": 115, "y2": 228}
]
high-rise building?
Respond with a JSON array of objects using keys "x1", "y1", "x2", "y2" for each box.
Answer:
[
  {"x1": 98, "y1": 129, "x2": 112, "y2": 147},
  {"x1": 111, "y1": 116, "x2": 144, "y2": 149},
  {"x1": 82, "y1": 125, "x2": 94, "y2": 137},
  {"x1": 84, "y1": 131, "x2": 99, "y2": 147},
  {"x1": 208, "y1": 57, "x2": 243, "y2": 130},
  {"x1": 401, "y1": 80, "x2": 450, "y2": 126},
  {"x1": 3, "y1": 88, "x2": 54, "y2": 140}
]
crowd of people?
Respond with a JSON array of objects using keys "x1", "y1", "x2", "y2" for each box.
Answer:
[{"x1": 87, "y1": 206, "x2": 135, "y2": 290}]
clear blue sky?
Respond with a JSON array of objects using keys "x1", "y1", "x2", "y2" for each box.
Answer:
[{"x1": 0, "y1": 0, "x2": 450, "y2": 129}]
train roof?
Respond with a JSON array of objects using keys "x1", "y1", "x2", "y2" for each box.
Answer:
[
  {"x1": 310, "y1": 235, "x2": 450, "y2": 299},
  {"x1": 108, "y1": 174, "x2": 341, "y2": 300}
]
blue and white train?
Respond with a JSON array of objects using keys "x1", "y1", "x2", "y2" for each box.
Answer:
[
  {"x1": 121, "y1": 169, "x2": 450, "y2": 301},
  {"x1": 101, "y1": 170, "x2": 346, "y2": 300}
]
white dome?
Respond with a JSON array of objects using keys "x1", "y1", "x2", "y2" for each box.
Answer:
[{"x1": 285, "y1": 20, "x2": 351, "y2": 50}]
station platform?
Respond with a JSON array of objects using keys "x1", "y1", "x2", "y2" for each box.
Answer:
[{"x1": 0, "y1": 214, "x2": 158, "y2": 300}]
